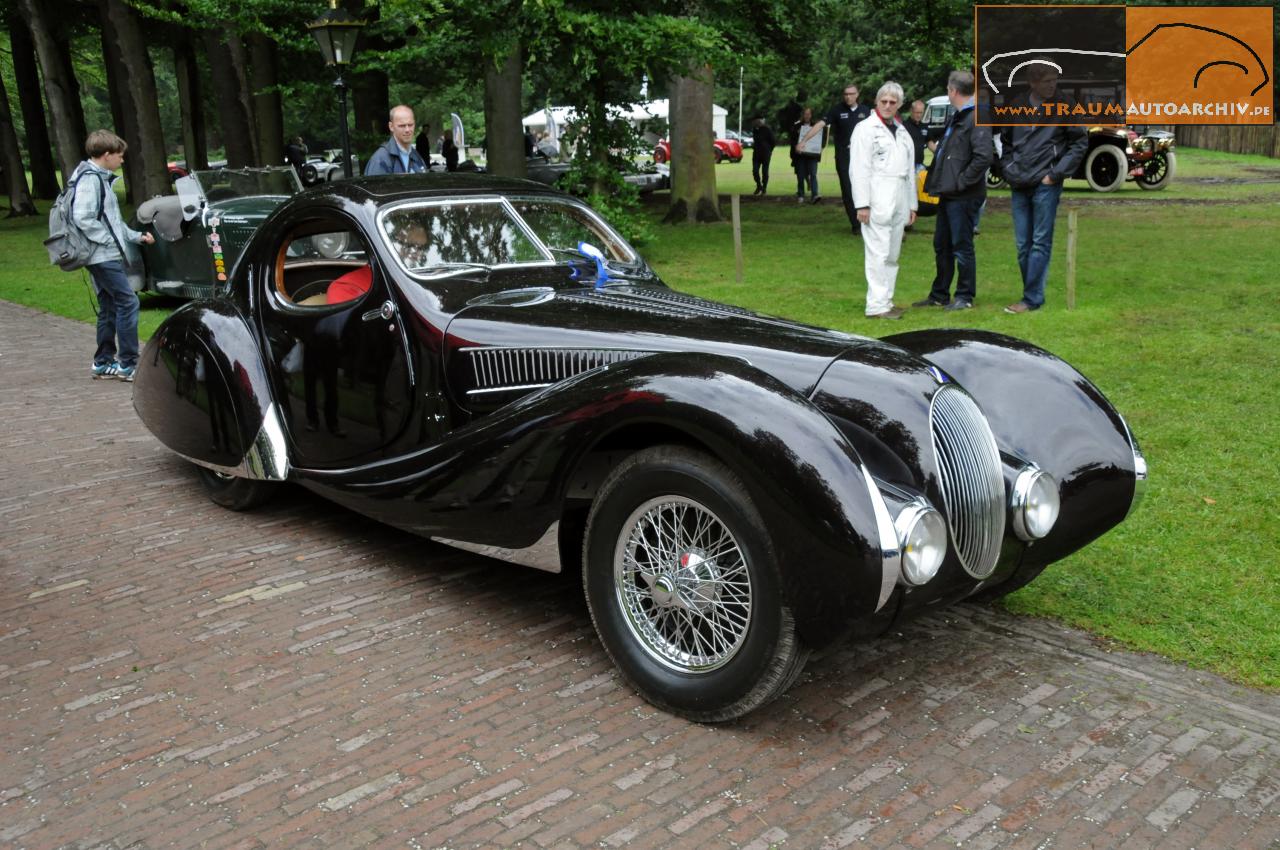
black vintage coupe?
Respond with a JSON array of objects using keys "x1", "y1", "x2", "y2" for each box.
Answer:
[{"x1": 133, "y1": 174, "x2": 1147, "y2": 721}]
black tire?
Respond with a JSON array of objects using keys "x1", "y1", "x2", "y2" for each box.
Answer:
[
  {"x1": 654, "y1": 147, "x2": 667, "y2": 164},
  {"x1": 195, "y1": 466, "x2": 276, "y2": 511},
  {"x1": 582, "y1": 446, "x2": 808, "y2": 722},
  {"x1": 1136, "y1": 150, "x2": 1175, "y2": 191},
  {"x1": 713, "y1": 148, "x2": 724, "y2": 164},
  {"x1": 301, "y1": 163, "x2": 319, "y2": 186},
  {"x1": 1084, "y1": 144, "x2": 1126, "y2": 192}
]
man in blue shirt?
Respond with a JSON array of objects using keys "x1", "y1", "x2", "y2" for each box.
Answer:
[{"x1": 365, "y1": 105, "x2": 427, "y2": 175}]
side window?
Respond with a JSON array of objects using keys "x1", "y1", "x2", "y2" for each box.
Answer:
[
  {"x1": 508, "y1": 200, "x2": 635, "y2": 263},
  {"x1": 380, "y1": 201, "x2": 545, "y2": 274},
  {"x1": 274, "y1": 223, "x2": 370, "y2": 307}
]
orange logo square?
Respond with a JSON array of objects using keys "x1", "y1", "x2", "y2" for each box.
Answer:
[{"x1": 1126, "y1": 7, "x2": 1274, "y2": 125}]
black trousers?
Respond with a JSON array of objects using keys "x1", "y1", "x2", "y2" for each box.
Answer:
[
  {"x1": 752, "y1": 151, "x2": 772, "y2": 191},
  {"x1": 835, "y1": 149, "x2": 858, "y2": 232}
]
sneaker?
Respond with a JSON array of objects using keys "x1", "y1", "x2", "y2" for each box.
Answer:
[
  {"x1": 114, "y1": 364, "x2": 136, "y2": 382},
  {"x1": 797, "y1": 196, "x2": 805, "y2": 204},
  {"x1": 944, "y1": 299, "x2": 973, "y2": 311},
  {"x1": 91, "y1": 361, "x2": 118, "y2": 380},
  {"x1": 868, "y1": 307, "x2": 905, "y2": 320},
  {"x1": 811, "y1": 195, "x2": 822, "y2": 203},
  {"x1": 912, "y1": 297, "x2": 949, "y2": 308},
  {"x1": 1004, "y1": 301, "x2": 1037, "y2": 314}
]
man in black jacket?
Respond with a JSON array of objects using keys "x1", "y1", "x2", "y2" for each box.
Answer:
[
  {"x1": 914, "y1": 71, "x2": 991, "y2": 311},
  {"x1": 998, "y1": 66, "x2": 1087, "y2": 313},
  {"x1": 751, "y1": 118, "x2": 776, "y2": 195}
]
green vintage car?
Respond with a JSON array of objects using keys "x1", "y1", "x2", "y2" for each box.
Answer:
[{"x1": 133, "y1": 166, "x2": 301, "y2": 299}]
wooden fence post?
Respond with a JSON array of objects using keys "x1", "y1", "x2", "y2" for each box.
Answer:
[
  {"x1": 731, "y1": 193, "x2": 743, "y2": 283},
  {"x1": 1065, "y1": 208, "x2": 1078, "y2": 310}
]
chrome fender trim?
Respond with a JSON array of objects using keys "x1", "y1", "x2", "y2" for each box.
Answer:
[
  {"x1": 859, "y1": 465, "x2": 902, "y2": 612},
  {"x1": 178, "y1": 402, "x2": 291, "y2": 482},
  {"x1": 434, "y1": 521, "x2": 562, "y2": 573}
]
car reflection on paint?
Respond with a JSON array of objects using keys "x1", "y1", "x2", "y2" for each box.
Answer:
[{"x1": 132, "y1": 173, "x2": 1147, "y2": 721}]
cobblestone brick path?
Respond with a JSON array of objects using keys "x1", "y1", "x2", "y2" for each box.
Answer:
[{"x1": 1, "y1": 301, "x2": 1277, "y2": 849}]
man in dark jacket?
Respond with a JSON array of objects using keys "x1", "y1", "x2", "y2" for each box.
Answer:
[
  {"x1": 751, "y1": 118, "x2": 776, "y2": 195},
  {"x1": 998, "y1": 66, "x2": 1087, "y2": 313},
  {"x1": 902, "y1": 100, "x2": 929, "y2": 169},
  {"x1": 365, "y1": 105, "x2": 428, "y2": 175},
  {"x1": 795, "y1": 84, "x2": 871, "y2": 234},
  {"x1": 914, "y1": 71, "x2": 991, "y2": 311}
]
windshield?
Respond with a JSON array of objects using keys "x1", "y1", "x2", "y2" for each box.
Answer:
[
  {"x1": 191, "y1": 166, "x2": 300, "y2": 200},
  {"x1": 507, "y1": 199, "x2": 637, "y2": 264},
  {"x1": 379, "y1": 200, "x2": 547, "y2": 274}
]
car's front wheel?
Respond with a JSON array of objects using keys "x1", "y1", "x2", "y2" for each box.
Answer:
[
  {"x1": 1136, "y1": 150, "x2": 1176, "y2": 191},
  {"x1": 195, "y1": 466, "x2": 276, "y2": 511},
  {"x1": 583, "y1": 446, "x2": 808, "y2": 722},
  {"x1": 1084, "y1": 144, "x2": 1126, "y2": 192}
]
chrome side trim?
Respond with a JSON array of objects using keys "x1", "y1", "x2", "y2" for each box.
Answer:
[
  {"x1": 243, "y1": 403, "x2": 290, "y2": 481},
  {"x1": 859, "y1": 465, "x2": 902, "y2": 612},
  {"x1": 434, "y1": 521, "x2": 562, "y2": 573},
  {"x1": 463, "y1": 347, "x2": 650, "y2": 393}
]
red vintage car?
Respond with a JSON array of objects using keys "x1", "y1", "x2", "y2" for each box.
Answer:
[{"x1": 653, "y1": 137, "x2": 743, "y2": 164}]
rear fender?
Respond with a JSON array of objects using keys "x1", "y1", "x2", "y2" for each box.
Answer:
[{"x1": 133, "y1": 300, "x2": 288, "y2": 480}]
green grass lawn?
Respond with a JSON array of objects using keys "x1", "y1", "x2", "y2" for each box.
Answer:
[{"x1": 3, "y1": 147, "x2": 1277, "y2": 690}]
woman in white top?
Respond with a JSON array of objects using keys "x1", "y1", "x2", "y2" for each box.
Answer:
[{"x1": 792, "y1": 107, "x2": 823, "y2": 203}]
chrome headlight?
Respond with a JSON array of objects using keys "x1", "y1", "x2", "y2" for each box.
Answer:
[
  {"x1": 1010, "y1": 467, "x2": 1060, "y2": 541},
  {"x1": 894, "y1": 504, "x2": 947, "y2": 586}
]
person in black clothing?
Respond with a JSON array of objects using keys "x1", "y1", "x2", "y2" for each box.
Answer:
[
  {"x1": 750, "y1": 118, "x2": 776, "y2": 195},
  {"x1": 441, "y1": 129, "x2": 459, "y2": 172},
  {"x1": 795, "y1": 84, "x2": 871, "y2": 233},
  {"x1": 902, "y1": 100, "x2": 928, "y2": 170},
  {"x1": 284, "y1": 136, "x2": 307, "y2": 175},
  {"x1": 415, "y1": 124, "x2": 433, "y2": 167},
  {"x1": 912, "y1": 71, "x2": 992, "y2": 312}
]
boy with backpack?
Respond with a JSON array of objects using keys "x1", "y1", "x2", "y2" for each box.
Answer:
[{"x1": 69, "y1": 130, "x2": 155, "y2": 381}]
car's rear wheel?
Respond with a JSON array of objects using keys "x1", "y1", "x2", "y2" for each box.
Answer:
[
  {"x1": 714, "y1": 148, "x2": 724, "y2": 164},
  {"x1": 195, "y1": 466, "x2": 276, "y2": 511},
  {"x1": 654, "y1": 147, "x2": 667, "y2": 164},
  {"x1": 583, "y1": 446, "x2": 808, "y2": 722},
  {"x1": 1084, "y1": 144, "x2": 1126, "y2": 192},
  {"x1": 301, "y1": 163, "x2": 319, "y2": 186},
  {"x1": 1136, "y1": 150, "x2": 1175, "y2": 191}
]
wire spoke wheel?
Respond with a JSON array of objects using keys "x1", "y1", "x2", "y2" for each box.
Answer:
[{"x1": 614, "y1": 496, "x2": 753, "y2": 672}]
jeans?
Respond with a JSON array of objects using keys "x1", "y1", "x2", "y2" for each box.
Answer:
[
  {"x1": 88, "y1": 260, "x2": 139, "y2": 368},
  {"x1": 928, "y1": 197, "x2": 984, "y2": 304},
  {"x1": 1009, "y1": 181, "x2": 1063, "y2": 308},
  {"x1": 795, "y1": 157, "x2": 819, "y2": 198}
]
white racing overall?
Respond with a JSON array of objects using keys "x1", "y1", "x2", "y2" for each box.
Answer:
[{"x1": 849, "y1": 114, "x2": 918, "y2": 315}]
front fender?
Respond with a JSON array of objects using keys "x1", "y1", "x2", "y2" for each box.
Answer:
[
  {"x1": 883, "y1": 329, "x2": 1141, "y2": 569},
  {"x1": 297, "y1": 353, "x2": 897, "y2": 648},
  {"x1": 133, "y1": 300, "x2": 288, "y2": 480}
]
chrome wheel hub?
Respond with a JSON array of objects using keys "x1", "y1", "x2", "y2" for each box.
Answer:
[{"x1": 614, "y1": 496, "x2": 752, "y2": 673}]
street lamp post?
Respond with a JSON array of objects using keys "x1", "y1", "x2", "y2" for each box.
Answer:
[{"x1": 307, "y1": 0, "x2": 366, "y2": 179}]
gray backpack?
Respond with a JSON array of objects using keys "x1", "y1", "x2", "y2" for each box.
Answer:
[{"x1": 44, "y1": 172, "x2": 106, "y2": 271}]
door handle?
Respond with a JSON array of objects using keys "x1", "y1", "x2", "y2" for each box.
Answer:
[{"x1": 362, "y1": 300, "x2": 396, "y2": 322}]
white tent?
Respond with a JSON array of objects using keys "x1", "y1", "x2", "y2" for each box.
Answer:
[{"x1": 521, "y1": 99, "x2": 729, "y2": 142}]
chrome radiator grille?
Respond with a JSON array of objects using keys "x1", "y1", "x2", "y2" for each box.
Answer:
[
  {"x1": 929, "y1": 385, "x2": 1006, "y2": 578},
  {"x1": 464, "y1": 347, "x2": 650, "y2": 394}
]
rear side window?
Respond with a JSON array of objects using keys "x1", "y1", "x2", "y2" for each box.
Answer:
[{"x1": 507, "y1": 200, "x2": 636, "y2": 264}]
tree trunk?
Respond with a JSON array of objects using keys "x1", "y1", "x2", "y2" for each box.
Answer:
[
  {"x1": 0, "y1": 73, "x2": 38, "y2": 216},
  {"x1": 664, "y1": 65, "x2": 721, "y2": 223},
  {"x1": 13, "y1": 0, "x2": 84, "y2": 181},
  {"x1": 204, "y1": 32, "x2": 257, "y2": 167},
  {"x1": 100, "y1": 15, "x2": 138, "y2": 204},
  {"x1": 52, "y1": 27, "x2": 88, "y2": 150},
  {"x1": 174, "y1": 36, "x2": 208, "y2": 170},
  {"x1": 7, "y1": 15, "x2": 59, "y2": 198},
  {"x1": 101, "y1": 0, "x2": 170, "y2": 203},
  {"x1": 246, "y1": 32, "x2": 283, "y2": 167},
  {"x1": 483, "y1": 45, "x2": 526, "y2": 178}
]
